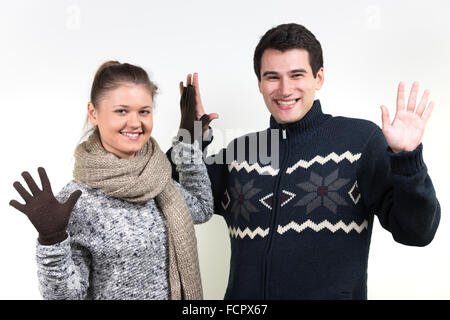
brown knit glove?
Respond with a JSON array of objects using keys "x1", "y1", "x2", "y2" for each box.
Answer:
[
  {"x1": 179, "y1": 84, "x2": 212, "y2": 143},
  {"x1": 9, "y1": 167, "x2": 82, "y2": 245}
]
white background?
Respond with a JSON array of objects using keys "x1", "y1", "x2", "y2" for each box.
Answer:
[{"x1": 0, "y1": 0, "x2": 449, "y2": 299}]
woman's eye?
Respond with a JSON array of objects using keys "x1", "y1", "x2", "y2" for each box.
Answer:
[
  {"x1": 115, "y1": 109, "x2": 126, "y2": 114},
  {"x1": 140, "y1": 110, "x2": 151, "y2": 115}
]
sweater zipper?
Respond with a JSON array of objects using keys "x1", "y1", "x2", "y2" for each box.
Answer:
[{"x1": 262, "y1": 126, "x2": 289, "y2": 299}]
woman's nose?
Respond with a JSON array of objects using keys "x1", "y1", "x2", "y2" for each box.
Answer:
[{"x1": 127, "y1": 112, "x2": 141, "y2": 127}]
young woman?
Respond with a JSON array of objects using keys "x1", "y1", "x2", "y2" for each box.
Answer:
[{"x1": 9, "y1": 61, "x2": 214, "y2": 300}]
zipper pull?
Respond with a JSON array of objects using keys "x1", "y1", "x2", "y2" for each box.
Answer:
[{"x1": 282, "y1": 128, "x2": 287, "y2": 140}]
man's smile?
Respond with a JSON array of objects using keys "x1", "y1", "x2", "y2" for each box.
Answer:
[{"x1": 274, "y1": 98, "x2": 301, "y2": 110}]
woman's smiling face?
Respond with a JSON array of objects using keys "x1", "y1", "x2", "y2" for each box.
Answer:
[{"x1": 88, "y1": 83, "x2": 153, "y2": 159}]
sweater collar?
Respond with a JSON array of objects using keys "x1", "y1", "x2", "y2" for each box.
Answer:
[{"x1": 269, "y1": 99, "x2": 330, "y2": 136}]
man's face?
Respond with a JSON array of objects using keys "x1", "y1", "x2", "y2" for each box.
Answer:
[{"x1": 258, "y1": 48, "x2": 324, "y2": 124}]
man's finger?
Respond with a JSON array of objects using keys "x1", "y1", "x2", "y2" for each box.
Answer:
[
  {"x1": 422, "y1": 101, "x2": 435, "y2": 124},
  {"x1": 415, "y1": 89, "x2": 430, "y2": 117},
  {"x1": 193, "y1": 73, "x2": 200, "y2": 91},
  {"x1": 192, "y1": 73, "x2": 207, "y2": 116},
  {"x1": 380, "y1": 105, "x2": 391, "y2": 130},
  {"x1": 179, "y1": 81, "x2": 184, "y2": 96},
  {"x1": 201, "y1": 113, "x2": 219, "y2": 132},
  {"x1": 193, "y1": 73, "x2": 204, "y2": 103},
  {"x1": 187, "y1": 74, "x2": 192, "y2": 86},
  {"x1": 396, "y1": 82, "x2": 405, "y2": 113},
  {"x1": 21, "y1": 171, "x2": 41, "y2": 196},
  {"x1": 406, "y1": 81, "x2": 419, "y2": 113},
  {"x1": 208, "y1": 113, "x2": 219, "y2": 121}
]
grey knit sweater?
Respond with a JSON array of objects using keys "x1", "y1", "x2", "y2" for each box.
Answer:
[{"x1": 35, "y1": 141, "x2": 213, "y2": 300}]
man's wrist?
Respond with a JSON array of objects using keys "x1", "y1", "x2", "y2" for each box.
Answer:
[{"x1": 389, "y1": 143, "x2": 425, "y2": 176}]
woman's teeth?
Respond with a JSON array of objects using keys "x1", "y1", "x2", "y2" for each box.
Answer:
[{"x1": 121, "y1": 132, "x2": 141, "y2": 138}]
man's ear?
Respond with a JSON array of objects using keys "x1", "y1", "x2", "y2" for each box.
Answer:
[
  {"x1": 87, "y1": 102, "x2": 98, "y2": 126},
  {"x1": 257, "y1": 78, "x2": 263, "y2": 93},
  {"x1": 315, "y1": 67, "x2": 324, "y2": 90}
]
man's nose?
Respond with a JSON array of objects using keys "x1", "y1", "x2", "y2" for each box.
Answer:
[{"x1": 279, "y1": 77, "x2": 293, "y2": 96}]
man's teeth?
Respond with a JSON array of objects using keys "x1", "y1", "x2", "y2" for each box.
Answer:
[
  {"x1": 277, "y1": 100, "x2": 297, "y2": 106},
  {"x1": 121, "y1": 132, "x2": 140, "y2": 137}
]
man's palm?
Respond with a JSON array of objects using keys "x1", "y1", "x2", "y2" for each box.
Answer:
[{"x1": 381, "y1": 82, "x2": 434, "y2": 153}]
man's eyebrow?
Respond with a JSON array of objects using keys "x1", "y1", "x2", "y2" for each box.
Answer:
[
  {"x1": 262, "y1": 71, "x2": 279, "y2": 77},
  {"x1": 290, "y1": 69, "x2": 307, "y2": 74},
  {"x1": 262, "y1": 69, "x2": 308, "y2": 77}
]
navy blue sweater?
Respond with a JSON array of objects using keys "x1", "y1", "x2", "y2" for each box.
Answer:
[{"x1": 168, "y1": 100, "x2": 440, "y2": 299}]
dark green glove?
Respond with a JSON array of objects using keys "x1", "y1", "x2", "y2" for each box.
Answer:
[
  {"x1": 9, "y1": 167, "x2": 82, "y2": 245},
  {"x1": 179, "y1": 84, "x2": 212, "y2": 143}
]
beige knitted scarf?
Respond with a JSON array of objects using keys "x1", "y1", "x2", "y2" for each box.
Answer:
[{"x1": 73, "y1": 130, "x2": 203, "y2": 300}]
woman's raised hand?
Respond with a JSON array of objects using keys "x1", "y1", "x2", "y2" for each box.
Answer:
[
  {"x1": 9, "y1": 167, "x2": 82, "y2": 245},
  {"x1": 179, "y1": 73, "x2": 219, "y2": 141}
]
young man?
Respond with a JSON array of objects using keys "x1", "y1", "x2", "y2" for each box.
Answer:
[{"x1": 170, "y1": 23, "x2": 440, "y2": 299}]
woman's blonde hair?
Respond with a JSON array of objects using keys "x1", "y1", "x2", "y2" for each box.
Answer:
[{"x1": 80, "y1": 60, "x2": 158, "y2": 140}]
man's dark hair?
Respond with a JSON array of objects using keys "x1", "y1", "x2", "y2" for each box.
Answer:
[{"x1": 253, "y1": 23, "x2": 323, "y2": 81}]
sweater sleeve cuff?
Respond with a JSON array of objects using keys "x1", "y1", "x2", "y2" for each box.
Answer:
[
  {"x1": 171, "y1": 138, "x2": 203, "y2": 166},
  {"x1": 389, "y1": 143, "x2": 426, "y2": 176},
  {"x1": 36, "y1": 234, "x2": 72, "y2": 271},
  {"x1": 36, "y1": 233, "x2": 71, "y2": 252}
]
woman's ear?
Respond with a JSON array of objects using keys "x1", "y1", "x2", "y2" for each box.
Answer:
[{"x1": 87, "y1": 102, "x2": 98, "y2": 127}]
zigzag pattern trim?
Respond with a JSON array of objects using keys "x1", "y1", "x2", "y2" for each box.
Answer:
[
  {"x1": 228, "y1": 160, "x2": 279, "y2": 176},
  {"x1": 228, "y1": 226, "x2": 270, "y2": 239},
  {"x1": 286, "y1": 151, "x2": 362, "y2": 174},
  {"x1": 277, "y1": 219, "x2": 368, "y2": 235}
]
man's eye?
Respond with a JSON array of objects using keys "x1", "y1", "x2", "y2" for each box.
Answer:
[
  {"x1": 140, "y1": 110, "x2": 151, "y2": 115},
  {"x1": 292, "y1": 74, "x2": 303, "y2": 78},
  {"x1": 115, "y1": 110, "x2": 126, "y2": 114}
]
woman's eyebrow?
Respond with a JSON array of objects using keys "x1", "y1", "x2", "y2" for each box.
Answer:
[{"x1": 112, "y1": 105, "x2": 152, "y2": 108}]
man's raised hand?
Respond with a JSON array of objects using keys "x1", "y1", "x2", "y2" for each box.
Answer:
[{"x1": 380, "y1": 81, "x2": 434, "y2": 153}]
